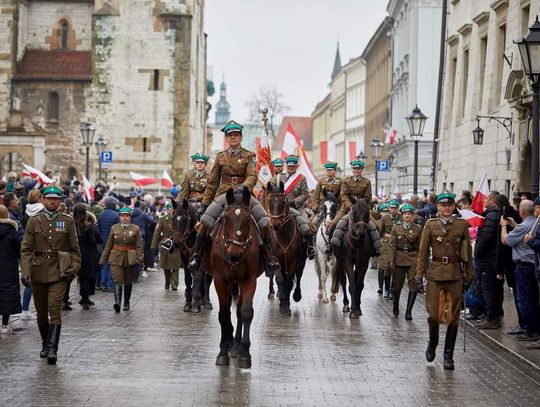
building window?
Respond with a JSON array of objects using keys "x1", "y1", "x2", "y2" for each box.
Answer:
[
  {"x1": 448, "y1": 56, "x2": 457, "y2": 123},
  {"x1": 153, "y1": 70, "x2": 160, "y2": 91},
  {"x1": 449, "y1": 182, "x2": 455, "y2": 193},
  {"x1": 143, "y1": 137, "x2": 148, "y2": 152},
  {"x1": 491, "y1": 24, "x2": 506, "y2": 111},
  {"x1": 505, "y1": 180, "x2": 511, "y2": 197},
  {"x1": 469, "y1": 181, "x2": 474, "y2": 191},
  {"x1": 442, "y1": 182, "x2": 447, "y2": 192},
  {"x1": 460, "y1": 49, "x2": 469, "y2": 119},
  {"x1": 488, "y1": 179, "x2": 492, "y2": 190},
  {"x1": 522, "y1": 5, "x2": 530, "y2": 36},
  {"x1": 47, "y1": 91, "x2": 59, "y2": 122},
  {"x1": 60, "y1": 20, "x2": 69, "y2": 49},
  {"x1": 478, "y1": 36, "x2": 488, "y2": 110}
]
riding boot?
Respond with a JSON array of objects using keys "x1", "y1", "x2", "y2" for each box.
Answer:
[
  {"x1": 426, "y1": 323, "x2": 439, "y2": 362},
  {"x1": 405, "y1": 292, "x2": 417, "y2": 320},
  {"x1": 39, "y1": 324, "x2": 49, "y2": 358},
  {"x1": 188, "y1": 228, "x2": 207, "y2": 271},
  {"x1": 262, "y1": 231, "x2": 281, "y2": 278},
  {"x1": 46, "y1": 325, "x2": 61, "y2": 365},
  {"x1": 443, "y1": 325, "x2": 459, "y2": 370},
  {"x1": 123, "y1": 284, "x2": 132, "y2": 311},
  {"x1": 377, "y1": 270, "x2": 384, "y2": 295},
  {"x1": 113, "y1": 284, "x2": 122, "y2": 313},
  {"x1": 305, "y1": 234, "x2": 316, "y2": 260},
  {"x1": 392, "y1": 291, "x2": 399, "y2": 316},
  {"x1": 164, "y1": 269, "x2": 171, "y2": 289},
  {"x1": 383, "y1": 275, "x2": 391, "y2": 299}
]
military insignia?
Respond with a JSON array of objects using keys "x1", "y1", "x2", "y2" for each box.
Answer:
[
  {"x1": 190, "y1": 184, "x2": 194, "y2": 188},
  {"x1": 128, "y1": 230, "x2": 133, "y2": 237},
  {"x1": 436, "y1": 236, "x2": 443, "y2": 242},
  {"x1": 55, "y1": 220, "x2": 66, "y2": 232}
]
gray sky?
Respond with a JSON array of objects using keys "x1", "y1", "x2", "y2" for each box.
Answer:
[{"x1": 206, "y1": 0, "x2": 388, "y2": 124}]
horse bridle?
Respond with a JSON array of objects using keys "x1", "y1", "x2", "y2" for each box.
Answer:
[
  {"x1": 348, "y1": 217, "x2": 369, "y2": 248},
  {"x1": 268, "y1": 192, "x2": 292, "y2": 225},
  {"x1": 221, "y1": 204, "x2": 253, "y2": 268},
  {"x1": 172, "y1": 209, "x2": 196, "y2": 252}
]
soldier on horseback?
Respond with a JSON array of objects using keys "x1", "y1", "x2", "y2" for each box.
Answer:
[
  {"x1": 178, "y1": 153, "x2": 210, "y2": 202},
  {"x1": 310, "y1": 161, "x2": 342, "y2": 230}
]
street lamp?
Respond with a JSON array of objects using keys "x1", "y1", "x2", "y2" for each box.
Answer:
[
  {"x1": 515, "y1": 16, "x2": 540, "y2": 199},
  {"x1": 472, "y1": 119, "x2": 485, "y2": 145},
  {"x1": 406, "y1": 105, "x2": 428, "y2": 194},
  {"x1": 357, "y1": 151, "x2": 367, "y2": 160},
  {"x1": 80, "y1": 122, "x2": 96, "y2": 179},
  {"x1": 95, "y1": 135, "x2": 107, "y2": 181},
  {"x1": 370, "y1": 138, "x2": 384, "y2": 198}
]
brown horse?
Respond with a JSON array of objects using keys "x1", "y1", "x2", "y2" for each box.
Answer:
[
  {"x1": 200, "y1": 187, "x2": 262, "y2": 368},
  {"x1": 334, "y1": 198, "x2": 373, "y2": 319},
  {"x1": 267, "y1": 182, "x2": 307, "y2": 315},
  {"x1": 171, "y1": 199, "x2": 213, "y2": 313}
]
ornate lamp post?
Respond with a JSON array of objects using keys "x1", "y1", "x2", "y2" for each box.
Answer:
[
  {"x1": 80, "y1": 122, "x2": 96, "y2": 179},
  {"x1": 95, "y1": 135, "x2": 107, "y2": 181},
  {"x1": 406, "y1": 105, "x2": 428, "y2": 194}
]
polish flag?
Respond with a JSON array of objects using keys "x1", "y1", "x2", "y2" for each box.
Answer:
[
  {"x1": 22, "y1": 163, "x2": 53, "y2": 185},
  {"x1": 385, "y1": 127, "x2": 397, "y2": 145},
  {"x1": 130, "y1": 171, "x2": 157, "y2": 187},
  {"x1": 348, "y1": 140, "x2": 363, "y2": 162},
  {"x1": 459, "y1": 209, "x2": 485, "y2": 229},
  {"x1": 280, "y1": 123, "x2": 317, "y2": 189},
  {"x1": 82, "y1": 175, "x2": 95, "y2": 202},
  {"x1": 320, "y1": 140, "x2": 336, "y2": 164},
  {"x1": 161, "y1": 170, "x2": 173, "y2": 188},
  {"x1": 471, "y1": 173, "x2": 488, "y2": 214},
  {"x1": 256, "y1": 129, "x2": 274, "y2": 185},
  {"x1": 284, "y1": 172, "x2": 304, "y2": 194}
]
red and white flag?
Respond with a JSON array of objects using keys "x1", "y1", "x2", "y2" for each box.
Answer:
[
  {"x1": 280, "y1": 123, "x2": 317, "y2": 189},
  {"x1": 385, "y1": 127, "x2": 397, "y2": 145},
  {"x1": 22, "y1": 163, "x2": 53, "y2": 185},
  {"x1": 256, "y1": 130, "x2": 274, "y2": 185},
  {"x1": 348, "y1": 140, "x2": 363, "y2": 162},
  {"x1": 161, "y1": 170, "x2": 173, "y2": 188},
  {"x1": 130, "y1": 171, "x2": 157, "y2": 187},
  {"x1": 82, "y1": 175, "x2": 95, "y2": 202},
  {"x1": 284, "y1": 172, "x2": 304, "y2": 194},
  {"x1": 320, "y1": 140, "x2": 336, "y2": 164},
  {"x1": 471, "y1": 173, "x2": 488, "y2": 214},
  {"x1": 459, "y1": 209, "x2": 485, "y2": 229}
]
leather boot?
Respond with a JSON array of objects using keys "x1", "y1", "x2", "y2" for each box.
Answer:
[
  {"x1": 262, "y1": 231, "x2": 281, "y2": 277},
  {"x1": 426, "y1": 323, "x2": 439, "y2": 362},
  {"x1": 123, "y1": 284, "x2": 132, "y2": 311},
  {"x1": 443, "y1": 325, "x2": 458, "y2": 370},
  {"x1": 377, "y1": 270, "x2": 384, "y2": 295},
  {"x1": 164, "y1": 269, "x2": 171, "y2": 289},
  {"x1": 39, "y1": 324, "x2": 49, "y2": 358},
  {"x1": 188, "y1": 232, "x2": 206, "y2": 271},
  {"x1": 113, "y1": 284, "x2": 122, "y2": 313},
  {"x1": 46, "y1": 325, "x2": 61, "y2": 365},
  {"x1": 383, "y1": 275, "x2": 391, "y2": 299},
  {"x1": 392, "y1": 291, "x2": 399, "y2": 316},
  {"x1": 405, "y1": 292, "x2": 417, "y2": 320},
  {"x1": 305, "y1": 234, "x2": 316, "y2": 260}
]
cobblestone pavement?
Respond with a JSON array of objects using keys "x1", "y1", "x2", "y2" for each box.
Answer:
[{"x1": 1, "y1": 261, "x2": 540, "y2": 407}]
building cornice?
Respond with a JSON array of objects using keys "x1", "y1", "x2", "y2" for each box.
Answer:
[
  {"x1": 472, "y1": 11, "x2": 490, "y2": 25},
  {"x1": 447, "y1": 34, "x2": 459, "y2": 46},
  {"x1": 457, "y1": 23, "x2": 472, "y2": 36},
  {"x1": 490, "y1": 0, "x2": 509, "y2": 13}
]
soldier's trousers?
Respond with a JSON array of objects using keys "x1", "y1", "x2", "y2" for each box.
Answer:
[
  {"x1": 393, "y1": 266, "x2": 416, "y2": 296},
  {"x1": 426, "y1": 280, "x2": 462, "y2": 327},
  {"x1": 111, "y1": 265, "x2": 134, "y2": 285},
  {"x1": 32, "y1": 280, "x2": 68, "y2": 326},
  {"x1": 164, "y1": 269, "x2": 179, "y2": 288}
]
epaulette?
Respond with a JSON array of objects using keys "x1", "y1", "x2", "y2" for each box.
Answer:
[
  {"x1": 60, "y1": 212, "x2": 73, "y2": 218},
  {"x1": 425, "y1": 217, "x2": 438, "y2": 223}
]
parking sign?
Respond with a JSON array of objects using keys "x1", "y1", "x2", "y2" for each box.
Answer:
[
  {"x1": 376, "y1": 160, "x2": 389, "y2": 172},
  {"x1": 100, "y1": 151, "x2": 113, "y2": 168}
]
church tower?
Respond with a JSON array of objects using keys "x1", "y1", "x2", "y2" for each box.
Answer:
[{"x1": 214, "y1": 80, "x2": 231, "y2": 126}]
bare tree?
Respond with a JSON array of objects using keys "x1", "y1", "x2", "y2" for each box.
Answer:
[{"x1": 245, "y1": 85, "x2": 290, "y2": 139}]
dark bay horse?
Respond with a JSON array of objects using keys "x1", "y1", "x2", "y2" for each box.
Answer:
[
  {"x1": 334, "y1": 198, "x2": 373, "y2": 319},
  {"x1": 201, "y1": 187, "x2": 262, "y2": 369},
  {"x1": 171, "y1": 199, "x2": 213, "y2": 313},
  {"x1": 267, "y1": 182, "x2": 307, "y2": 315}
]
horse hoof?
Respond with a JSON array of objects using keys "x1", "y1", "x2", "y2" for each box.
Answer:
[
  {"x1": 349, "y1": 311, "x2": 359, "y2": 319},
  {"x1": 216, "y1": 355, "x2": 230, "y2": 366},
  {"x1": 229, "y1": 347, "x2": 240, "y2": 359},
  {"x1": 204, "y1": 302, "x2": 213, "y2": 310},
  {"x1": 183, "y1": 304, "x2": 192, "y2": 313},
  {"x1": 268, "y1": 293, "x2": 274, "y2": 300},
  {"x1": 342, "y1": 306, "x2": 350, "y2": 313},
  {"x1": 317, "y1": 292, "x2": 323, "y2": 299},
  {"x1": 330, "y1": 294, "x2": 336, "y2": 302},
  {"x1": 293, "y1": 291, "x2": 302, "y2": 303},
  {"x1": 280, "y1": 305, "x2": 291, "y2": 316},
  {"x1": 192, "y1": 306, "x2": 201, "y2": 314},
  {"x1": 322, "y1": 296, "x2": 329, "y2": 304},
  {"x1": 237, "y1": 356, "x2": 252, "y2": 369}
]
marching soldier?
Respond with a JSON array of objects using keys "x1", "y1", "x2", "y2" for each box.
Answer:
[
  {"x1": 389, "y1": 203, "x2": 422, "y2": 319},
  {"x1": 99, "y1": 207, "x2": 144, "y2": 313},
  {"x1": 379, "y1": 199, "x2": 401, "y2": 299},
  {"x1": 178, "y1": 153, "x2": 210, "y2": 202},
  {"x1": 151, "y1": 203, "x2": 182, "y2": 291},
  {"x1": 415, "y1": 192, "x2": 473, "y2": 370},
  {"x1": 20, "y1": 185, "x2": 81, "y2": 365}
]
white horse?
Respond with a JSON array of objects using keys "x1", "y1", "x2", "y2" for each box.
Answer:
[{"x1": 314, "y1": 191, "x2": 338, "y2": 303}]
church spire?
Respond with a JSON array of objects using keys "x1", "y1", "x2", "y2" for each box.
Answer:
[
  {"x1": 215, "y1": 76, "x2": 231, "y2": 126},
  {"x1": 331, "y1": 42, "x2": 342, "y2": 80}
]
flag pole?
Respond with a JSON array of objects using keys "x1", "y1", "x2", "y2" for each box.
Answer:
[{"x1": 261, "y1": 107, "x2": 270, "y2": 210}]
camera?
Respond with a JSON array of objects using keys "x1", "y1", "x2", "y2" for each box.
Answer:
[{"x1": 502, "y1": 206, "x2": 510, "y2": 219}]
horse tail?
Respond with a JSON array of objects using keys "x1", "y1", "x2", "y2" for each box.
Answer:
[{"x1": 231, "y1": 281, "x2": 240, "y2": 305}]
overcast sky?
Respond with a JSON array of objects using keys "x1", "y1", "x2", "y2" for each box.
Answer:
[{"x1": 205, "y1": 0, "x2": 388, "y2": 124}]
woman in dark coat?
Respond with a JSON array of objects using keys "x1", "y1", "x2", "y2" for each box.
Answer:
[
  {"x1": 74, "y1": 203, "x2": 102, "y2": 310},
  {"x1": 0, "y1": 204, "x2": 22, "y2": 334}
]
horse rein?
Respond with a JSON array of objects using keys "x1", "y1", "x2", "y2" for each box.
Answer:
[
  {"x1": 267, "y1": 193, "x2": 292, "y2": 225},
  {"x1": 220, "y1": 204, "x2": 253, "y2": 268},
  {"x1": 347, "y1": 217, "x2": 369, "y2": 249}
]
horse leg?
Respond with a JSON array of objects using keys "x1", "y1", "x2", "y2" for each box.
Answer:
[
  {"x1": 348, "y1": 268, "x2": 359, "y2": 319},
  {"x1": 357, "y1": 266, "x2": 368, "y2": 316},
  {"x1": 319, "y1": 255, "x2": 329, "y2": 303},
  {"x1": 237, "y1": 278, "x2": 256, "y2": 369},
  {"x1": 279, "y1": 276, "x2": 293, "y2": 316},
  {"x1": 341, "y1": 263, "x2": 350, "y2": 313},
  {"x1": 230, "y1": 293, "x2": 243, "y2": 359},
  {"x1": 215, "y1": 281, "x2": 233, "y2": 366},
  {"x1": 268, "y1": 275, "x2": 275, "y2": 300},
  {"x1": 183, "y1": 255, "x2": 194, "y2": 313},
  {"x1": 293, "y1": 264, "x2": 304, "y2": 303},
  {"x1": 315, "y1": 251, "x2": 323, "y2": 299},
  {"x1": 203, "y1": 273, "x2": 213, "y2": 310},
  {"x1": 330, "y1": 258, "x2": 338, "y2": 301}
]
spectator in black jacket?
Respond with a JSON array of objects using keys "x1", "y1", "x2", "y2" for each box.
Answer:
[
  {"x1": 416, "y1": 193, "x2": 437, "y2": 228},
  {"x1": 475, "y1": 191, "x2": 503, "y2": 329}
]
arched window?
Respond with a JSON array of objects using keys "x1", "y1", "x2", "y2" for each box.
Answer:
[
  {"x1": 60, "y1": 20, "x2": 69, "y2": 49},
  {"x1": 48, "y1": 91, "x2": 59, "y2": 122}
]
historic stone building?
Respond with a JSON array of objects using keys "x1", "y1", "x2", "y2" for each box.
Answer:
[
  {"x1": 0, "y1": 0, "x2": 207, "y2": 187},
  {"x1": 436, "y1": 0, "x2": 539, "y2": 197}
]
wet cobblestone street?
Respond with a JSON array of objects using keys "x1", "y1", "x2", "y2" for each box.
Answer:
[{"x1": 1, "y1": 260, "x2": 540, "y2": 406}]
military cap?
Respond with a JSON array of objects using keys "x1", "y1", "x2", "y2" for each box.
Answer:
[
  {"x1": 324, "y1": 162, "x2": 338, "y2": 170},
  {"x1": 272, "y1": 158, "x2": 284, "y2": 167},
  {"x1": 350, "y1": 159, "x2": 365, "y2": 168},
  {"x1": 221, "y1": 120, "x2": 243, "y2": 135},
  {"x1": 191, "y1": 152, "x2": 209, "y2": 163},
  {"x1": 41, "y1": 185, "x2": 63, "y2": 198},
  {"x1": 285, "y1": 155, "x2": 300, "y2": 166},
  {"x1": 387, "y1": 199, "x2": 400, "y2": 207},
  {"x1": 400, "y1": 203, "x2": 416, "y2": 213},
  {"x1": 436, "y1": 192, "x2": 456, "y2": 203},
  {"x1": 378, "y1": 203, "x2": 389, "y2": 212},
  {"x1": 119, "y1": 207, "x2": 133, "y2": 215}
]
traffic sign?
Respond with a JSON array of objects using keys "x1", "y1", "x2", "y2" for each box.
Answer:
[
  {"x1": 376, "y1": 160, "x2": 389, "y2": 172},
  {"x1": 100, "y1": 151, "x2": 113, "y2": 168}
]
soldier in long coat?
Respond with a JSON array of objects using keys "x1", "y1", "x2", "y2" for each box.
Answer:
[
  {"x1": 379, "y1": 199, "x2": 402, "y2": 299},
  {"x1": 20, "y1": 185, "x2": 81, "y2": 365},
  {"x1": 415, "y1": 193, "x2": 473, "y2": 370}
]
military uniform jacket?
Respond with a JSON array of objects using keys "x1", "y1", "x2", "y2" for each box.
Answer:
[
  {"x1": 151, "y1": 215, "x2": 182, "y2": 270},
  {"x1": 378, "y1": 214, "x2": 401, "y2": 238},
  {"x1": 178, "y1": 170, "x2": 209, "y2": 202},
  {"x1": 415, "y1": 217, "x2": 474, "y2": 282},
  {"x1": 21, "y1": 212, "x2": 81, "y2": 283},
  {"x1": 389, "y1": 223, "x2": 422, "y2": 267},
  {"x1": 202, "y1": 147, "x2": 257, "y2": 206},
  {"x1": 100, "y1": 224, "x2": 144, "y2": 267},
  {"x1": 282, "y1": 172, "x2": 310, "y2": 210},
  {"x1": 340, "y1": 176, "x2": 372, "y2": 210},
  {"x1": 311, "y1": 176, "x2": 342, "y2": 210}
]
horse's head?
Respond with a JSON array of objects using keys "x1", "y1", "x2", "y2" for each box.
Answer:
[
  {"x1": 222, "y1": 187, "x2": 254, "y2": 263},
  {"x1": 267, "y1": 181, "x2": 289, "y2": 228},
  {"x1": 322, "y1": 188, "x2": 338, "y2": 222},
  {"x1": 171, "y1": 198, "x2": 196, "y2": 245},
  {"x1": 349, "y1": 198, "x2": 370, "y2": 246}
]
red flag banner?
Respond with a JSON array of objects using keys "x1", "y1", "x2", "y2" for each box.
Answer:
[{"x1": 471, "y1": 173, "x2": 488, "y2": 214}]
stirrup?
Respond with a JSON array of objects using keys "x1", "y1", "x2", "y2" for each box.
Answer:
[{"x1": 325, "y1": 245, "x2": 333, "y2": 255}]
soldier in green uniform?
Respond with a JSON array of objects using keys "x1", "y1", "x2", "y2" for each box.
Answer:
[
  {"x1": 20, "y1": 185, "x2": 81, "y2": 365},
  {"x1": 379, "y1": 199, "x2": 401, "y2": 299},
  {"x1": 151, "y1": 202, "x2": 182, "y2": 291},
  {"x1": 100, "y1": 207, "x2": 144, "y2": 313},
  {"x1": 188, "y1": 120, "x2": 280, "y2": 273},
  {"x1": 272, "y1": 158, "x2": 285, "y2": 181},
  {"x1": 311, "y1": 162, "x2": 342, "y2": 211},
  {"x1": 389, "y1": 203, "x2": 422, "y2": 319},
  {"x1": 415, "y1": 192, "x2": 473, "y2": 370},
  {"x1": 178, "y1": 153, "x2": 210, "y2": 202}
]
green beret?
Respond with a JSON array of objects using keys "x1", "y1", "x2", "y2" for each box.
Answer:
[
  {"x1": 272, "y1": 158, "x2": 284, "y2": 166},
  {"x1": 350, "y1": 159, "x2": 365, "y2": 168},
  {"x1": 437, "y1": 192, "x2": 456, "y2": 203},
  {"x1": 285, "y1": 155, "x2": 299, "y2": 166},
  {"x1": 191, "y1": 152, "x2": 209, "y2": 163},
  {"x1": 119, "y1": 207, "x2": 132, "y2": 215},
  {"x1": 41, "y1": 185, "x2": 63, "y2": 198},
  {"x1": 387, "y1": 199, "x2": 400, "y2": 208},
  {"x1": 324, "y1": 162, "x2": 338, "y2": 170},
  {"x1": 221, "y1": 120, "x2": 243, "y2": 135},
  {"x1": 378, "y1": 203, "x2": 389, "y2": 212},
  {"x1": 400, "y1": 203, "x2": 416, "y2": 213}
]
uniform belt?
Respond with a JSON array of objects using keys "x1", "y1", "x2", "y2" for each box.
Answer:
[
  {"x1": 432, "y1": 256, "x2": 460, "y2": 264},
  {"x1": 222, "y1": 176, "x2": 245, "y2": 184},
  {"x1": 34, "y1": 250, "x2": 58, "y2": 258},
  {"x1": 112, "y1": 245, "x2": 137, "y2": 252},
  {"x1": 398, "y1": 247, "x2": 417, "y2": 253}
]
